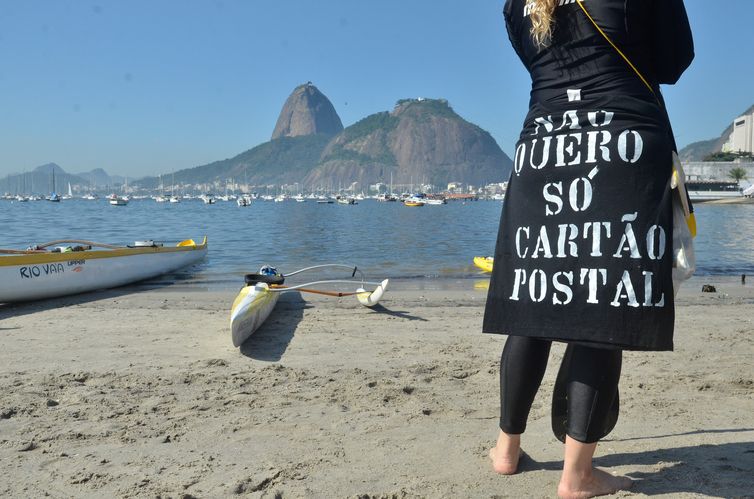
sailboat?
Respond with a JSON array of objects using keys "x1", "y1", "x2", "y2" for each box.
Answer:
[
  {"x1": 169, "y1": 173, "x2": 180, "y2": 203},
  {"x1": 48, "y1": 168, "x2": 61, "y2": 202},
  {"x1": 15, "y1": 173, "x2": 29, "y2": 202},
  {"x1": 154, "y1": 174, "x2": 167, "y2": 202},
  {"x1": 62, "y1": 182, "x2": 73, "y2": 200}
]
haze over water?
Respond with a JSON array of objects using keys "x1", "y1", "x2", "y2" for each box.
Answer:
[{"x1": 1, "y1": 199, "x2": 751, "y2": 288}]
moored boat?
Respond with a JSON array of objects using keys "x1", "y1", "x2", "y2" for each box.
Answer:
[
  {"x1": 108, "y1": 193, "x2": 129, "y2": 205},
  {"x1": 403, "y1": 199, "x2": 425, "y2": 207},
  {"x1": 473, "y1": 256, "x2": 494, "y2": 273},
  {"x1": 336, "y1": 196, "x2": 356, "y2": 205},
  {"x1": 377, "y1": 193, "x2": 398, "y2": 202},
  {"x1": 0, "y1": 237, "x2": 207, "y2": 303}
]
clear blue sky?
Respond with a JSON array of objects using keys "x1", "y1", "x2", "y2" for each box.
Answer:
[{"x1": 0, "y1": 0, "x2": 750, "y2": 178}]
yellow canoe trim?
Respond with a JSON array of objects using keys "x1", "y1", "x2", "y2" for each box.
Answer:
[{"x1": 0, "y1": 236, "x2": 207, "y2": 267}]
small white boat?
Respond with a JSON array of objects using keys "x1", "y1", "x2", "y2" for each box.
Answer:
[
  {"x1": 62, "y1": 183, "x2": 73, "y2": 200},
  {"x1": 200, "y1": 194, "x2": 215, "y2": 204},
  {"x1": 336, "y1": 196, "x2": 357, "y2": 205},
  {"x1": 0, "y1": 237, "x2": 207, "y2": 303},
  {"x1": 169, "y1": 195, "x2": 181, "y2": 203},
  {"x1": 109, "y1": 196, "x2": 128, "y2": 206},
  {"x1": 230, "y1": 264, "x2": 388, "y2": 347},
  {"x1": 425, "y1": 198, "x2": 446, "y2": 205},
  {"x1": 237, "y1": 196, "x2": 252, "y2": 207}
]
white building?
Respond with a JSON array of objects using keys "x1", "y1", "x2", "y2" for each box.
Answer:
[
  {"x1": 723, "y1": 112, "x2": 754, "y2": 154},
  {"x1": 683, "y1": 161, "x2": 754, "y2": 183}
]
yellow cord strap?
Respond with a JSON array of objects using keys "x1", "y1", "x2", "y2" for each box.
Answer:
[
  {"x1": 577, "y1": 0, "x2": 695, "y2": 236},
  {"x1": 576, "y1": 0, "x2": 657, "y2": 101}
]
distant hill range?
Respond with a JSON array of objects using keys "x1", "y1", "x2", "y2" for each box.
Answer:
[
  {"x1": 137, "y1": 83, "x2": 513, "y2": 190},
  {"x1": 2, "y1": 83, "x2": 514, "y2": 192},
  {"x1": 679, "y1": 104, "x2": 754, "y2": 162},
  {"x1": 0, "y1": 163, "x2": 126, "y2": 195}
]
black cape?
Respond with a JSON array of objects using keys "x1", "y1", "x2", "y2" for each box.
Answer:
[{"x1": 483, "y1": 0, "x2": 694, "y2": 351}]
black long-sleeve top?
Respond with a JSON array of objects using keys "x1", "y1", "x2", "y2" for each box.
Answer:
[{"x1": 503, "y1": 0, "x2": 694, "y2": 104}]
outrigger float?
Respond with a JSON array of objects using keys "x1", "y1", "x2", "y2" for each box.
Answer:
[
  {"x1": 0, "y1": 237, "x2": 207, "y2": 303},
  {"x1": 230, "y1": 264, "x2": 389, "y2": 347}
]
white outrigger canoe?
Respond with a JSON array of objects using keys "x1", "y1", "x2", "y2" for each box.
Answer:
[
  {"x1": 0, "y1": 237, "x2": 207, "y2": 303},
  {"x1": 230, "y1": 264, "x2": 388, "y2": 347}
]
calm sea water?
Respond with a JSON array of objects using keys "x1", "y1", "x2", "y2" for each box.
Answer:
[{"x1": 1, "y1": 198, "x2": 752, "y2": 288}]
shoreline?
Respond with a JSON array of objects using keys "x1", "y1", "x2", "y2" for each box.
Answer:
[
  {"x1": 694, "y1": 196, "x2": 754, "y2": 205},
  {"x1": 1, "y1": 278, "x2": 752, "y2": 497}
]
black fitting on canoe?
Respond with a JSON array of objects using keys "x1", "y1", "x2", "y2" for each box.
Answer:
[
  {"x1": 244, "y1": 274, "x2": 285, "y2": 286},
  {"x1": 352, "y1": 266, "x2": 358, "y2": 277}
]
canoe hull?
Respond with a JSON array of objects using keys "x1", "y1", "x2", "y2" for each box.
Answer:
[
  {"x1": 0, "y1": 241, "x2": 207, "y2": 303},
  {"x1": 230, "y1": 283, "x2": 280, "y2": 347}
]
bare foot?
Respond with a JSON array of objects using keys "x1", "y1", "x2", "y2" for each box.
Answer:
[
  {"x1": 557, "y1": 467, "x2": 633, "y2": 499},
  {"x1": 488, "y1": 431, "x2": 521, "y2": 475}
]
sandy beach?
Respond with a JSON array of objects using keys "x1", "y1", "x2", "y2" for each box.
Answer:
[{"x1": 1, "y1": 277, "x2": 753, "y2": 498}]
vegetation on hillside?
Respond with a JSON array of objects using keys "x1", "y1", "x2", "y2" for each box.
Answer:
[
  {"x1": 137, "y1": 134, "x2": 331, "y2": 187},
  {"x1": 703, "y1": 151, "x2": 754, "y2": 162},
  {"x1": 341, "y1": 112, "x2": 399, "y2": 141},
  {"x1": 394, "y1": 98, "x2": 457, "y2": 119},
  {"x1": 321, "y1": 112, "x2": 398, "y2": 166}
]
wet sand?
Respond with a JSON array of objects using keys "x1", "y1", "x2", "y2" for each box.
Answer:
[{"x1": 1, "y1": 277, "x2": 753, "y2": 498}]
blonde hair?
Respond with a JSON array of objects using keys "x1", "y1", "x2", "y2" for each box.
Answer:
[{"x1": 529, "y1": 0, "x2": 557, "y2": 48}]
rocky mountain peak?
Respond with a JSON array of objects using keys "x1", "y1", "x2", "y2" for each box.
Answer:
[
  {"x1": 305, "y1": 97, "x2": 511, "y2": 188},
  {"x1": 271, "y1": 82, "x2": 344, "y2": 140}
]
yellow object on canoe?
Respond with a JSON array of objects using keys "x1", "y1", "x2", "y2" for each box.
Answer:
[{"x1": 473, "y1": 256, "x2": 494, "y2": 273}]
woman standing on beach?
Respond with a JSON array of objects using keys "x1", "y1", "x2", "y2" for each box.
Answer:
[{"x1": 483, "y1": 0, "x2": 693, "y2": 497}]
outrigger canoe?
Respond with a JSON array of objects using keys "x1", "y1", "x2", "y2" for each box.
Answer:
[
  {"x1": 230, "y1": 264, "x2": 388, "y2": 347},
  {"x1": 473, "y1": 256, "x2": 494, "y2": 273},
  {"x1": 0, "y1": 237, "x2": 207, "y2": 303}
]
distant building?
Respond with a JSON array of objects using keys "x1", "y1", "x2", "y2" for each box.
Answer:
[
  {"x1": 723, "y1": 112, "x2": 754, "y2": 154},
  {"x1": 683, "y1": 161, "x2": 754, "y2": 182},
  {"x1": 447, "y1": 182, "x2": 463, "y2": 192},
  {"x1": 484, "y1": 182, "x2": 508, "y2": 195}
]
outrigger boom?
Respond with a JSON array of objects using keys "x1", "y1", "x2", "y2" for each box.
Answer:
[
  {"x1": 267, "y1": 279, "x2": 385, "y2": 293},
  {"x1": 229, "y1": 264, "x2": 389, "y2": 347}
]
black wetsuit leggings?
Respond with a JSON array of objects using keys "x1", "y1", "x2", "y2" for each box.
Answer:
[{"x1": 499, "y1": 336, "x2": 622, "y2": 444}]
